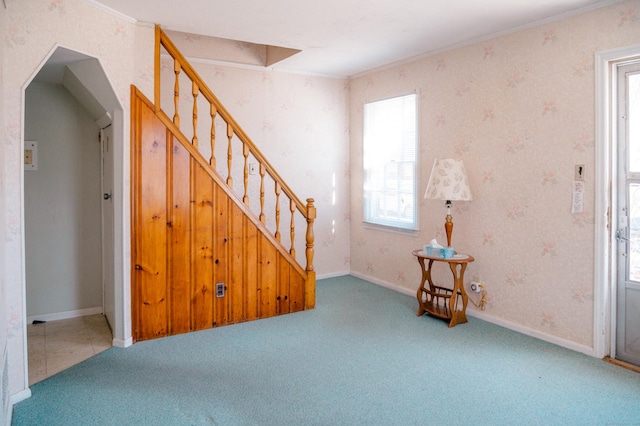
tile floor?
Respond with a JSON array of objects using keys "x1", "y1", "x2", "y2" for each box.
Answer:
[{"x1": 27, "y1": 314, "x2": 112, "y2": 386}]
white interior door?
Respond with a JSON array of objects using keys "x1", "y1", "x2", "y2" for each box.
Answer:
[
  {"x1": 615, "y1": 61, "x2": 640, "y2": 366},
  {"x1": 101, "y1": 124, "x2": 116, "y2": 331}
]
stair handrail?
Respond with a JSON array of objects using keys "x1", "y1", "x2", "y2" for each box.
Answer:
[{"x1": 153, "y1": 26, "x2": 315, "y2": 273}]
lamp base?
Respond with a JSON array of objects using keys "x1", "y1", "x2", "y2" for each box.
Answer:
[{"x1": 445, "y1": 214, "x2": 453, "y2": 247}]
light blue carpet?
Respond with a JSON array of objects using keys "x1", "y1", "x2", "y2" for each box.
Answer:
[{"x1": 12, "y1": 276, "x2": 640, "y2": 425}]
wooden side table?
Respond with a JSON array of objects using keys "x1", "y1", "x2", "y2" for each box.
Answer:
[{"x1": 412, "y1": 249, "x2": 475, "y2": 328}]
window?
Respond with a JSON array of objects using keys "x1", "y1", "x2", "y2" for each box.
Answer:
[{"x1": 363, "y1": 93, "x2": 418, "y2": 230}]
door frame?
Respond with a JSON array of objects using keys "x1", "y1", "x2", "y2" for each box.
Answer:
[
  {"x1": 594, "y1": 43, "x2": 640, "y2": 359},
  {"x1": 20, "y1": 43, "x2": 132, "y2": 388}
]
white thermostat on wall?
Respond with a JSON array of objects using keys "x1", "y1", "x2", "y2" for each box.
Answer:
[{"x1": 24, "y1": 141, "x2": 38, "y2": 171}]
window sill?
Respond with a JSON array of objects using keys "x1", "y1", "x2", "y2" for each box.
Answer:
[{"x1": 363, "y1": 221, "x2": 419, "y2": 237}]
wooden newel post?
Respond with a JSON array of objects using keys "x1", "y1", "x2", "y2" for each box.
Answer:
[{"x1": 305, "y1": 198, "x2": 316, "y2": 272}]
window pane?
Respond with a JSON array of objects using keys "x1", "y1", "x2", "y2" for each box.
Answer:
[
  {"x1": 630, "y1": 73, "x2": 640, "y2": 172},
  {"x1": 363, "y1": 94, "x2": 417, "y2": 230},
  {"x1": 630, "y1": 183, "x2": 640, "y2": 282}
]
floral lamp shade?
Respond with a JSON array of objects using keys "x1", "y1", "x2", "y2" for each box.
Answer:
[{"x1": 424, "y1": 159, "x2": 472, "y2": 201}]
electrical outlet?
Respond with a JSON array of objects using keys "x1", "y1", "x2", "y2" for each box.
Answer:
[
  {"x1": 470, "y1": 282, "x2": 482, "y2": 293},
  {"x1": 216, "y1": 282, "x2": 225, "y2": 298}
]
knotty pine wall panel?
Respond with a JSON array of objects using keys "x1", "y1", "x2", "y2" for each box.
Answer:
[
  {"x1": 133, "y1": 105, "x2": 169, "y2": 340},
  {"x1": 131, "y1": 86, "x2": 312, "y2": 342},
  {"x1": 213, "y1": 184, "x2": 229, "y2": 327},
  {"x1": 192, "y1": 163, "x2": 214, "y2": 330},
  {"x1": 169, "y1": 138, "x2": 192, "y2": 335}
]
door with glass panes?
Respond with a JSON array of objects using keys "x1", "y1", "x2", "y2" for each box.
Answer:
[{"x1": 615, "y1": 61, "x2": 640, "y2": 366}]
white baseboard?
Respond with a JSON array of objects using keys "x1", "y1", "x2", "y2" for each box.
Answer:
[
  {"x1": 351, "y1": 271, "x2": 596, "y2": 358},
  {"x1": 26, "y1": 307, "x2": 103, "y2": 324},
  {"x1": 8, "y1": 388, "x2": 31, "y2": 424},
  {"x1": 317, "y1": 270, "x2": 350, "y2": 280},
  {"x1": 112, "y1": 337, "x2": 132, "y2": 348}
]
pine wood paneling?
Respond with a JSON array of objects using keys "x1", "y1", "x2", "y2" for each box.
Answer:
[
  {"x1": 277, "y1": 255, "x2": 290, "y2": 315},
  {"x1": 259, "y1": 234, "x2": 278, "y2": 319},
  {"x1": 244, "y1": 216, "x2": 259, "y2": 322},
  {"x1": 135, "y1": 103, "x2": 168, "y2": 340},
  {"x1": 213, "y1": 185, "x2": 229, "y2": 327},
  {"x1": 192, "y1": 163, "x2": 214, "y2": 330},
  {"x1": 229, "y1": 202, "x2": 244, "y2": 323},
  {"x1": 289, "y1": 265, "x2": 305, "y2": 313},
  {"x1": 169, "y1": 137, "x2": 191, "y2": 334},
  {"x1": 131, "y1": 86, "x2": 314, "y2": 342}
]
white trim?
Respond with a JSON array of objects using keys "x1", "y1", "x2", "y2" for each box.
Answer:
[
  {"x1": 9, "y1": 389, "x2": 30, "y2": 406},
  {"x1": 317, "y1": 271, "x2": 350, "y2": 280},
  {"x1": 9, "y1": 388, "x2": 31, "y2": 424},
  {"x1": 352, "y1": 271, "x2": 596, "y2": 356},
  {"x1": 20, "y1": 43, "x2": 130, "y2": 403},
  {"x1": 112, "y1": 337, "x2": 132, "y2": 348},
  {"x1": 81, "y1": 0, "x2": 137, "y2": 24},
  {"x1": 594, "y1": 44, "x2": 640, "y2": 360},
  {"x1": 26, "y1": 307, "x2": 103, "y2": 324},
  {"x1": 159, "y1": 53, "x2": 345, "y2": 80}
]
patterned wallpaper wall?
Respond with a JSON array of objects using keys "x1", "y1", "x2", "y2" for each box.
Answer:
[
  {"x1": 350, "y1": 0, "x2": 640, "y2": 348},
  {"x1": 1, "y1": 0, "x2": 350, "y2": 397},
  {"x1": 1, "y1": 0, "x2": 154, "y2": 395},
  {"x1": 158, "y1": 48, "x2": 351, "y2": 275}
]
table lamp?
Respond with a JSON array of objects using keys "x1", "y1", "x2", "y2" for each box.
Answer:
[{"x1": 424, "y1": 159, "x2": 472, "y2": 247}]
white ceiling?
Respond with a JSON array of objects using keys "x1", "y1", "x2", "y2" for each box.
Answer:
[{"x1": 92, "y1": 0, "x2": 619, "y2": 77}]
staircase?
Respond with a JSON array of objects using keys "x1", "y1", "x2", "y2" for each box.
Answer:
[{"x1": 130, "y1": 26, "x2": 316, "y2": 341}]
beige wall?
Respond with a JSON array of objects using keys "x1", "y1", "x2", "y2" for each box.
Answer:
[
  {"x1": 158, "y1": 55, "x2": 351, "y2": 275},
  {"x1": 1, "y1": 0, "x2": 349, "y2": 401},
  {"x1": 24, "y1": 83, "x2": 103, "y2": 317},
  {"x1": 349, "y1": 0, "x2": 640, "y2": 349},
  {"x1": 1, "y1": 0, "x2": 154, "y2": 398}
]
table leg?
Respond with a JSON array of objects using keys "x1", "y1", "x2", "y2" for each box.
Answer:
[
  {"x1": 416, "y1": 257, "x2": 427, "y2": 316},
  {"x1": 448, "y1": 262, "x2": 468, "y2": 327}
]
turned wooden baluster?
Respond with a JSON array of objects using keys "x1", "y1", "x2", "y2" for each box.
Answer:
[
  {"x1": 259, "y1": 163, "x2": 266, "y2": 224},
  {"x1": 210, "y1": 104, "x2": 217, "y2": 168},
  {"x1": 242, "y1": 143, "x2": 250, "y2": 205},
  {"x1": 289, "y1": 199, "x2": 296, "y2": 257},
  {"x1": 275, "y1": 182, "x2": 281, "y2": 241},
  {"x1": 192, "y1": 81, "x2": 198, "y2": 148},
  {"x1": 305, "y1": 198, "x2": 316, "y2": 272},
  {"x1": 173, "y1": 59, "x2": 180, "y2": 126},
  {"x1": 226, "y1": 123, "x2": 233, "y2": 186}
]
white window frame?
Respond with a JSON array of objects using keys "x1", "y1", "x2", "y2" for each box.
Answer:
[{"x1": 363, "y1": 92, "x2": 418, "y2": 231}]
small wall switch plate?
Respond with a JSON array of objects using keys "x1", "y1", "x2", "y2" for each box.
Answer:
[
  {"x1": 248, "y1": 163, "x2": 258, "y2": 175},
  {"x1": 216, "y1": 282, "x2": 225, "y2": 298},
  {"x1": 575, "y1": 164, "x2": 585, "y2": 181}
]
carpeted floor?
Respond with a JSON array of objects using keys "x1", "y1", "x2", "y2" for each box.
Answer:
[{"x1": 12, "y1": 275, "x2": 640, "y2": 425}]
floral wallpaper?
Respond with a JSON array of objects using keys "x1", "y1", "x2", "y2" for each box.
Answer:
[
  {"x1": 1, "y1": 0, "x2": 350, "y2": 399},
  {"x1": 158, "y1": 51, "x2": 351, "y2": 275},
  {"x1": 350, "y1": 0, "x2": 640, "y2": 348},
  {"x1": 1, "y1": 0, "x2": 639, "y2": 405},
  {"x1": 1, "y1": 0, "x2": 153, "y2": 396}
]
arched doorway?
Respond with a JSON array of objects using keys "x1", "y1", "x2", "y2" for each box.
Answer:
[{"x1": 22, "y1": 45, "x2": 128, "y2": 383}]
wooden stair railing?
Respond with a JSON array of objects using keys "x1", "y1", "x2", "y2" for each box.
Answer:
[
  {"x1": 154, "y1": 26, "x2": 315, "y2": 278},
  {"x1": 130, "y1": 27, "x2": 316, "y2": 341}
]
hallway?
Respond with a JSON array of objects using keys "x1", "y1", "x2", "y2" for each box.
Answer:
[{"x1": 27, "y1": 315, "x2": 112, "y2": 386}]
